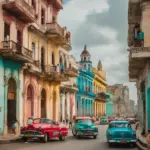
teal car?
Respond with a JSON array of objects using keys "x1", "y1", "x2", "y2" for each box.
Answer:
[
  {"x1": 100, "y1": 116, "x2": 108, "y2": 124},
  {"x1": 72, "y1": 117, "x2": 98, "y2": 139},
  {"x1": 106, "y1": 121, "x2": 136, "y2": 147}
]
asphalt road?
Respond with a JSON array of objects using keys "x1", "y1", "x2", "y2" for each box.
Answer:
[{"x1": 0, "y1": 125, "x2": 138, "y2": 150}]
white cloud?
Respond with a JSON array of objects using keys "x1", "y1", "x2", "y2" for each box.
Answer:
[{"x1": 58, "y1": 0, "x2": 137, "y2": 102}]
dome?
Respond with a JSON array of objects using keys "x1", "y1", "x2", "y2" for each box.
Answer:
[{"x1": 81, "y1": 45, "x2": 90, "y2": 56}]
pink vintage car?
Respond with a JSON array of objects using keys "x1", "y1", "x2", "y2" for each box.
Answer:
[{"x1": 20, "y1": 118, "x2": 68, "y2": 143}]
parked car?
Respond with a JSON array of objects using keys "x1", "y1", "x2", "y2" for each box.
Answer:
[
  {"x1": 100, "y1": 116, "x2": 108, "y2": 124},
  {"x1": 72, "y1": 116, "x2": 98, "y2": 139},
  {"x1": 106, "y1": 121, "x2": 136, "y2": 147},
  {"x1": 20, "y1": 118, "x2": 68, "y2": 143}
]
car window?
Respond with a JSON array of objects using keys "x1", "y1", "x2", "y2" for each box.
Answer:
[
  {"x1": 109, "y1": 123, "x2": 131, "y2": 128},
  {"x1": 76, "y1": 119, "x2": 92, "y2": 124},
  {"x1": 40, "y1": 118, "x2": 50, "y2": 124}
]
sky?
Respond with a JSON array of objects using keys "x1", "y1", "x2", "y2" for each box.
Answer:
[{"x1": 58, "y1": 0, "x2": 137, "y2": 102}]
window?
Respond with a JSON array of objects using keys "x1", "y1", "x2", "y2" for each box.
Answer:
[
  {"x1": 41, "y1": 47, "x2": 45, "y2": 72},
  {"x1": 52, "y1": 52, "x2": 55, "y2": 65},
  {"x1": 41, "y1": 8, "x2": 45, "y2": 25},
  {"x1": 4, "y1": 23, "x2": 10, "y2": 41},
  {"x1": 32, "y1": 42, "x2": 35, "y2": 59},
  {"x1": 52, "y1": 16, "x2": 56, "y2": 22},
  {"x1": 31, "y1": 0, "x2": 36, "y2": 11}
]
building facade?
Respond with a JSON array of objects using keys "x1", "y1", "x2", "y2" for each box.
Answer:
[
  {"x1": 93, "y1": 61, "x2": 107, "y2": 117},
  {"x1": 60, "y1": 53, "x2": 79, "y2": 121},
  {"x1": 128, "y1": 0, "x2": 150, "y2": 148},
  {"x1": 0, "y1": 0, "x2": 72, "y2": 136},
  {"x1": 106, "y1": 92, "x2": 114, "y2": 117},
  {"x1": 76, "y1": 46, "x2": 95, "y2": 116},
  {"x1": 107, "y1": 84, "x2": 131, "y2": 117}
]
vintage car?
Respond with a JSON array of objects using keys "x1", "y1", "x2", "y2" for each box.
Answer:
[
  {"x1": 106, "y1": 121, "x2": 136, "y2": 147},
  {"x1": 100, "y1": 116, "x2": 108, "y2": 124},
  {"x1": 20, "y1": 118, "x2": 68, "y2": 143},
  {"x1": 72, "y1": 116, "x2": 98, "y2": 139}
]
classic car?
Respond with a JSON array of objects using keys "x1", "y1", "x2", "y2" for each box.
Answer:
[
  {"x1": 20, "y1": 118, "x2": 68, "y2": 143},
  {"x1": 100, "y1": 116, "x2": 108, "y2": 124},
  {"x1": 72, "y1": 116, "x2": 98, "y2": 139},
  {"x1": 106, "y1": 121, "x2": 136, "y2": 147}
]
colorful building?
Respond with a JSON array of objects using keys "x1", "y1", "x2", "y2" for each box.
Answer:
[
  {"x1": 93, "y1": 61, "x2": 107, "y2": 117},
  {"x1": 0, "y1": 0, "x2": 72, "y2": 136},
  {"x1": 76, "y1": 45, "x2": 95, "y2": 116},
  {"x1": 128, "y1": 0, "x2": 150, "y2": 148},
  {"x1": 106, "y1": 92, "x2": 114, "y2": 117},
  {"x1": 60, "y1": 54, "x2": 79, "y2": 121}
]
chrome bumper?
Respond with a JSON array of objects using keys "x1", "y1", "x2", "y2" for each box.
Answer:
[
  {"x1": 108, "y1": 139, "x2": 137, "y2": 143},
  {"x1": 20, "y1": 130, "x2": 44, "y2": 138}
]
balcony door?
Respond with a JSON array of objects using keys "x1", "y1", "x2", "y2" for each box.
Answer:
[
  {"x1": 41, "y1": 47, "x2": 45, "y2": 72},
  {"x1": 41, "y1": 89, "x2": 46, "y2": 118},
  {"x1": 17, "y1": 30, "x2": 22, "y2": 52}
]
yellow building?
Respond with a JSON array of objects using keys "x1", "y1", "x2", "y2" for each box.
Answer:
[{"x1": 93, "y1": 61, "x2": 107, "y2": 116}]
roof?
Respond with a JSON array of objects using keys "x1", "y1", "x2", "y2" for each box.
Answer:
[
  {"x1": 110, "y1": 121, "x2": 130, "y2": 124},
  {"x1": 81, "y1": 45, "x2": 90, "y2": 56}
]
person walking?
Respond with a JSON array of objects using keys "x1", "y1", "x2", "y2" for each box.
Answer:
[
  {"x1": 27, "y1": 116, "x2": 34, "y2": 125},
  {"x1": 66, "y1": 114, "x2": 69, "y2": 125},
  {"x1": 12, "y1": 119, "x2": 18, "y2": 135}
]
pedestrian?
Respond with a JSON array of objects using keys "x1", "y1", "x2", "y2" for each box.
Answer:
[
  {"x1": 12, "y1": 119, "x2": 18, "y2": 135},
  {"x1": 60, "y1": 64, "x2": 64, "y2": 73},
  {"x1": 66, "y1": 114, "x2": 69, "y2": 125},
  {"x1": 56, "y1": 64, "x2": 60, "y2": 73},
  {"x1": 27, "y1": 116, "x2": 34, "y2": 125},
  {"x1": 69, "y1": 117, "x2": 72, "y2": 128}
]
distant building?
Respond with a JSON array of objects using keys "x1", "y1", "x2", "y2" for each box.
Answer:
[
  {"x1": 93, "y1": 60, "x2": 107, "y2": 117},
  {"x1": 76, "y1": 45, "x2": 96, "y2": 116}
]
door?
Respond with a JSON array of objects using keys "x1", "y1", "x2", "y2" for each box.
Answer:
[{"x1": 41, "y1": 89, "x2": 46, "y2": 118}]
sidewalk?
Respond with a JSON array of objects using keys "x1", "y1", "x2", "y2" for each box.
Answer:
[{"x1": 0, "y1": 134, "x2": 20, "y2": 144}]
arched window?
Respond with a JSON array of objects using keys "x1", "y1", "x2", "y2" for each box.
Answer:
[{"x1": 52, "y1": 52, "x2": 55, "y2": 65}]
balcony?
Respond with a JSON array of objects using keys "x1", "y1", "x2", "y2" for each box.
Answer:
[
  {"x1": 46, "y1": 23, "x2": 71, "y2": 48},
  {"x1": 50, "y1": 0, "x2": 63, "y2": 9},
  {"x1": 3, "y1": 0, "x2": 35, "y2": 23},
  {"x1": 65, "y1": 68, "x2": 78, "y2": 77},
  {"x1": 95, "y1": 92, "x2": 107, "y2": 102},
  {"x1": 60, "y1": 83, "x2": 78, "y2": 92},
  {"x1": 45, "y1": 65, "x2": 69, "y2": 82},
  {"x1": 0, "y1": 40, "x2": 33, "y2": 63}
]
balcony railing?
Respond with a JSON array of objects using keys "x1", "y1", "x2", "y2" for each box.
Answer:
[
  {"x1": 65, "y1": 67, "x2": 78, "y2": 77},
  {"x1": 0, "y1": 40, "x2": 32, "y2": 62},
  {"x1": 46, "y1": 23, "x2": 71, "y2": 45},
  {"x1": 3, "y1": 0, "x2": 35, "y2": 23}
]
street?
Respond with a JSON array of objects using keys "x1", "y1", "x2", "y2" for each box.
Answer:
[{"x1": 0, "y1": 125, "x2": 137, "y2": 150}]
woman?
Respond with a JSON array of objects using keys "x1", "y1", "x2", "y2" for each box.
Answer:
[{"x1": 12, "y1": 120, "x2": 18, "y2": 135}]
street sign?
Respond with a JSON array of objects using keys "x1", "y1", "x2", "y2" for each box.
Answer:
[{"x1": 147, "y1": 134, "x2": 150, "y2": 144}]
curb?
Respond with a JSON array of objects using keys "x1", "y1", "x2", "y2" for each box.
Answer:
[
  {"x1": 136, "y1": 141, "x2": 147, "y2": 150},
  {"x1": 0, "y1": 137, "x2": 21, "y2": 144}
]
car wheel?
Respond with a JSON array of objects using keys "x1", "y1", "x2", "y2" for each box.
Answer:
[
  {"x1": 23, "y1": 137, "x2": 28, "y2": 142},
  {"x1": 72, "y1": 130, "x2": 76, "y2": 136},
  {"x1": 108, "y1": 143, "x2": 113, "y2": 148},
  {"x1": 76, "y1": 135, "x2": 81, "y2": 139},
  {"x1": 59, "y1": 135, "x2": 66, "y2": 141},
  {"x1": 43, "y1": 133, "x2": 48, "y2": 143},
  {"x1": 93, "y1": 135, "x2": 97, "y2": 139}
]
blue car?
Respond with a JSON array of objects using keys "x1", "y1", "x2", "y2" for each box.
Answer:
[{"x1": 106, "y1": 121, "x2": 136, "y2": 147}]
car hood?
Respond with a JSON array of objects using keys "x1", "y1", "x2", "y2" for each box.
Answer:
[{"x1": 76, "y1": 123, "x2": 95, "y2": 129}]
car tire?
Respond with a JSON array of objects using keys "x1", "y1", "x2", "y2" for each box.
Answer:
[
  {"x1": 59, "y1": 135, "x2": 66, "y2": 141},
  {"x1": 108, "y1": 143, "x2": 112, "y2": 148},
  {"x1": 72, "y1": 130, "x2": 76, "y2": 136},
  {"x1": 76, "y1": 135, "x2": 80, "y2": 139},
  {"x1": 23, "y1": 137, "x2": 28, "y2": 142},
  {"x1": 93, "y1": 135, "x2": 97, "y2": 139},
  {"x1": 43, "y1": 133, "x2": 48, "y2": 143}
]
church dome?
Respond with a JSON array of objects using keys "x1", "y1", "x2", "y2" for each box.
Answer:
[{"x1": 81, "y1": 45, "x2": 90, "y2": 56}]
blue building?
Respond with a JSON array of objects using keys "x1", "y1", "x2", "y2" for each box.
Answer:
[{"x1": 76, "y1": 45, "x2": 96, "y2": 116}]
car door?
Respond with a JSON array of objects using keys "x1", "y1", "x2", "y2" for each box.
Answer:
[{"x1": 49, "y1": 120, "x2": 59, "y2": 138}]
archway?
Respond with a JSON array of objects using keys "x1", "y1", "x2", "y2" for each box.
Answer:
[
  {"x1": 53, "y1": 91, "x2": 57, "y2": 120},
  {"x1": 7, "y1": 78, "x2": 17, "y2": 133},
  {"x1": 41, "y1": 89, "x2": 46, "y2": 118},
  {"x1": 26, "y1": 85, "x2": 34, "y2": 121}
]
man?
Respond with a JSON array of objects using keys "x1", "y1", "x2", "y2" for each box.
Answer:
[{"x1": 27, "y1": 116, "x2": 34, "y2": 125}]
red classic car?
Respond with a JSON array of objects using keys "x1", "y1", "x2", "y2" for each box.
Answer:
[{"x1": 20, "y1": 118, "x2": 68, "y2": 143}]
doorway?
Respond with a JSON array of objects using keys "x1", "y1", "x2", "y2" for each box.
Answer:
[
  {"x1": 41, "y1": 89, "x2": 46, "y2": 118},
  {"x1": 26, "y1": 85, "x2": 34, "y2": 121},
  {"x1": 41, "y1": 47, "x2": 45, "y2": 72},
  {"x1": 17, "y1": 30, "x2": 22, "y2": 52},
  {"x1": 7, "y1": 78, "x2": 17, "y2": 133},
  {"x1": 53, "y1": 91, "x2": 56, "y2": 120}
]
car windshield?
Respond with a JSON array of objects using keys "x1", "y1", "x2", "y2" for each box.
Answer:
[
  {"x1": 33, "y1": 118, "x2": 50, "y2": 124},
  {"x1": 109, "y1": 123, "x2": 131, "y2": 128},
  {"x1": 76, "y1": 119, "x2": 92, "y2": 124}
]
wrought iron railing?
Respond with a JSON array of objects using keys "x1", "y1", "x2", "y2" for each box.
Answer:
[{"x1": 1, "y1": 40, "x2": 32, "y2": 58}]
